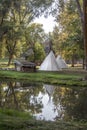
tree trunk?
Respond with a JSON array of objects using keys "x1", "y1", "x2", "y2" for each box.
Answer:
[
  {"x1": 7, "y1": 41, "x2": 17, "y2": 66},
  {"x1": 83, "y1": 0, "x2": 87, "y2": 70},
  {"x1": 82, "y1": 57, "x2": 85, "y2": 69},
  {"x1": 8, "y1": 54, "x2": 13, "y2": 66},
  {"x1": 71, "y1": 56, "x2": 75, "y2": 67},
  {"x1": 76, "y1": 0, "x2": 84, "y2": 27},
  {"x1": 76, "y1": 0, "x2": 87, "y2": 70}
]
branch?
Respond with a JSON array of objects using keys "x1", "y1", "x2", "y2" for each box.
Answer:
[{"x1": 75, "y1": 0, "x2": 84, "y2": 24}]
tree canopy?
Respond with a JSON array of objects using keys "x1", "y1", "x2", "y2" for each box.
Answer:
[
  {"x1": 0, "y1": 0, "x2": 87, "y2": 69},
  {"x1": 0, "y1": 0, "x2": 54, "y2": 65}
]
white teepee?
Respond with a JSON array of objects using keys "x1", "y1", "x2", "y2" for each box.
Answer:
[
  {"x1": 39, "y1": 51, "x2": 60, "y2": 71},
  {"x1": 56, "y1": 55, "x2": 68, "y2": 69}
]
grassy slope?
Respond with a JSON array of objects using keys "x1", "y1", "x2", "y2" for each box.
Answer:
[
  {"x1": 0, "y1": 70, "x2": 87, "y2": 86},
  {"x1": 0, "y1": 109, "x2": 87, "y2": 130}
]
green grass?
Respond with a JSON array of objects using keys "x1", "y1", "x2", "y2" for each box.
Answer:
[
  {"x1": 0, "y1": 59, "x2": 86, "y2": 86},
  {"x1": 0, "y1": 109, "x2": 32, "y2": 119},
  {"x1": 0, "y1": 109, "x2": 33, "y2": 130},
  {"x1": 0, "y1": 70, "x2": 87, "y2": 86},
  {"x1": 0, "y1": 108, "x2": 87, "y2": 130}
]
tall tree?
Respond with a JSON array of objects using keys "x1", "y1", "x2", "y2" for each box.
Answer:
[
  {"x1": 75, "y1": 0, "x2": 87, "y2": 69},
  {"x1": 0, "y1": 0, "x2": 54, "y2": 65},
  {"x1": 83, "y1": 0, "x2": 87, "y2": 69},
  {"x1": 52, "y1": 0, "x2": 83, "y2": 67},
  {"x1": 50, "y1": 0, "x2": 87, "y2": 69},
  {"x1": 0, "y1": 0, "x2": 12, "y2": 39},
  {"x1": 24, "y1": 23, "x2": 46, "y2": 62}
]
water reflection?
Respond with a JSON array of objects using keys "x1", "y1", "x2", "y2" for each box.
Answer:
[{"x1": 0, "y1": 80, "x2": 87, "y2": 121}]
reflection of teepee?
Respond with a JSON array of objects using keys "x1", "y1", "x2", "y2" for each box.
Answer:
[
  {"x1": 54, "y1": 104, "x2": 64, "y2": 120},
  {"x1": 39, "y1": 51, "x2": 60, "y2": 71},
  {"x1": 56, "y1": 55, "x2": 68, "y2": 69},
  {"x1": 44, "y1": 84, "x2": 54, "y2": 103}
]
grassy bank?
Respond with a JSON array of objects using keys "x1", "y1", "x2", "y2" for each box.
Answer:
[
  {"x1": 0, "y1": 70, "x2": 87, "y2": 86},
  {"x1": 0, "y1": 109, "x2": 87, "y2": 130}
]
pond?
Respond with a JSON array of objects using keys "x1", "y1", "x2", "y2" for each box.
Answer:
[{"x1": 0, "y1": 80, "x2": 87, "y2": 121}]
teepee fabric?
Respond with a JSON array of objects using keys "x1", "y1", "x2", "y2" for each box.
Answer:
[
  {"x1": 39, "y1": 51, "x2": 60, "y2": 71},
  {"x1": 56, "y1": 55, "x2": 68, "y2": 69}
]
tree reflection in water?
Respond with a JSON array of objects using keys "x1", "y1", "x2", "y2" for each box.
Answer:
[{"x1": 0, "y1": 80, "x2": 87, "y2": 121}]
